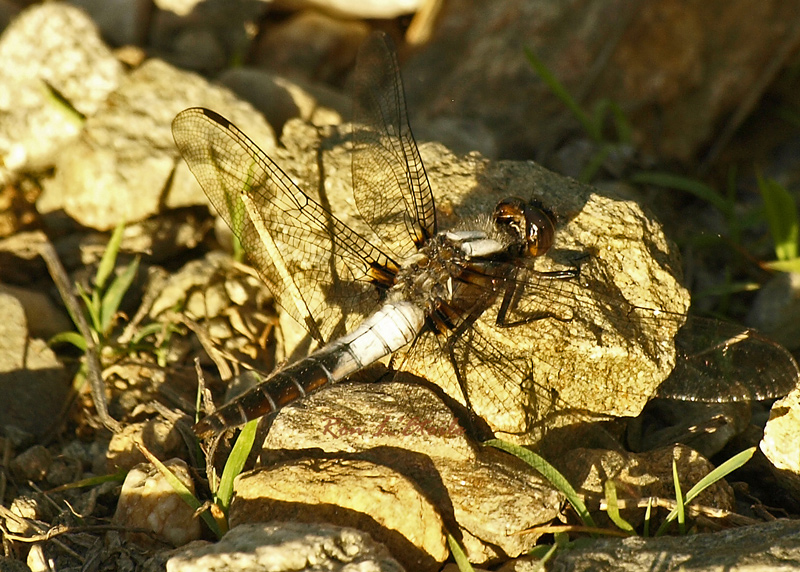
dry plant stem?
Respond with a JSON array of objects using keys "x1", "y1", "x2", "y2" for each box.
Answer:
[
  {"x1": 599, "y1": 497, "x2": 759, "y2": 526},
  {"x1": 0, "y1": 506, "x2": 84, "y2": 562},
  {"x1": 173, "y1": 313, "x2": 234, "y2": 382},
  {"x1": 519, "y1": 524, "x2": 632, "y2": 538},
  {"x1": 38, "y1": 238, "x2": 121, "y2": 433}
]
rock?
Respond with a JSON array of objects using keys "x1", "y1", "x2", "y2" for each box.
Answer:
[
  {"x1": 0, "y1": 3, "x2": 122, "y2": 184},
  {"x1": 9, "y1": 445, "x2": 52, "y2": 482},
  {"x1": 0, "y1": 292, "x2": 69, "y2": 442},
  {"x1": 747, "y1": 271, "x2": 800, "y2": 351},
  {"x1": 230, "y1": 459, "x2": 446, "y2": 571},
  {"x1": 547, "y1": 518, "x2": 800, "y2": 571},
  {"x1": 38, "y1": 58, "x2": 276, "y2": 230},
  {"x1": 150, "y1": 0, "x2": 266, "y2": 74},
  {"x1": 761, "y1": 385, "x2": 800, "y2": 498},
  {"x1": 251, "y1": 10, "x2": 369, "y2": 85},
  {"x1": 219, "y1": 117, "x2": 689, "y2": 444},
  {"x1": 217, "y1": 67, "x2": 347, "y2": 134},
  {"x1": 147, "y1": 251, "x2": 276, "y2": 371},
  {"x1": 272, "y1": 0, "x2": 423, "y2": 19},
  {"x1": 552, "y1": 444, "x2": 735, "y2": 529},
  {"x1": 0, "y1": 284, "x2": 72, "y2": 340},
  {"x1": 167, "y1": 522, "x2": 405, "y2": 572},
  {"x1": 105, "y1": 419, "x2": 186, "y2": 472},
  {"x1": 65, "y1": 0, "x2": 150, "y2": 46},
  {"x1": 0, "y1": 231, "x2": 48, "y2": 284},
  {"x1": 402, "y1": 0, "x2": 800, "y2": 162},
  {"x1": 113, "y1": 457, "x2": 201, "y2": 547},
  {"x1": 628, "y1": 399, "x2": 752, "y2": 459},
  {"x1": 252, "y1": 381, "x2": 563, "y2": 565}
]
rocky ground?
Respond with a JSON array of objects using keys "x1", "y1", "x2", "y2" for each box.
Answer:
[{"x1": 2, "y1": 1, "x2": 800, "y2": 571}]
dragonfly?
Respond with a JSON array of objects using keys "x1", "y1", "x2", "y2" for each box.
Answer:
[{"x1": 172, "y1": 31, "x2": 798, "y2": 442}]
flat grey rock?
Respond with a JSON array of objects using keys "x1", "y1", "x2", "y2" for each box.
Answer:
[
  {"x1": 167, "y1": 522, "x2": 405, "y2": 572},
  {"x1": 548, "y1": 519, "x2": 800, "y2": 572}
]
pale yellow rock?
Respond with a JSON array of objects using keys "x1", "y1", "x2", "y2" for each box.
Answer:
[{"x1": 113, "y1": 458, "x2": 201, "y2": 546}]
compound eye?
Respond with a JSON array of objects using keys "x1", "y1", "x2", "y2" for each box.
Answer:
[
  {"x1": 494, "y1": 197, "x2": 556, "y2": 257},
  {"x1": 524, "y1": 205, "x2": 555, "y2": 256}
]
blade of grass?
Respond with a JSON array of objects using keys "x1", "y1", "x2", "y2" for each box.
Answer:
[
  {"x1": 579, "y1": 144, "x2": 612, "y2": 183},
  {"x1": 214, "y1": 418, "x2": 258, "y2": 515},
  {"x1": 757, "y1": 175, "x2": 799, "y2": 261},
  {"x1": 77, "y1": 285, "x2": 102, "y2": 336},
  {"x1": 486, "y1": 439, "x2": 596, "y2": 528},
  {"x1": 95, "y1": 222, "x2": 126, "y2": 291},
  {"x1": 49, "y1": 331, "x2": 88, "y2": 352},
  {"x1": 765, "y1": 258, "x2": 800, "y2": 273},
  {"x1": 683, "y1": 447, "x2": 755, "y2": 505},
  {"x1": 136, "y1": 439, "x2": 224, "y2": 538},
  {"x1": 608, "y1": 100, "x2": 632, "y2": 144},
  {"x1": 47, "y1": 469, "x2": 127, "y2": 493},
  {"x1": 673, "y1": 458, "x2": 685, "y2": 535},
  {"x1": 99, "y1": 257, "x2": 140, "y2": 334},
  {"x1": 656, "y1": 447, "x2": 755, "y2": 536},
  {"x1": 524, "y1": 47, "x2": 598, "y2": 140},
  {"x1": 603, "y1": 480, "x2": 635, "y2": 534},
  {"x1": 630, "y1": 171, "x2": 733, "y2": 217},
  {"x1": 643, "y1": 497, "x2": 652, "y2": 537},
  {"x1": 447, "y1": 532, "x2": 475, "y2": 572}
]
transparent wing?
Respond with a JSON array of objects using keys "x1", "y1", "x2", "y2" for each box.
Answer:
[
  {"x1": 658, "y1": 316, "x2": 800, "y2": 401},
  {"x1": 351, "y1": 31, "x2": 437, "y2": 258},
  {"x1": 397, "y1": 254, "x2": 799, "y2": 441},
  {"x1": 173, "y1": 107, "x2": 399, "y2": 344}
]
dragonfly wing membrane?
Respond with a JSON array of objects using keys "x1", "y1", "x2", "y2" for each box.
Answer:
[
  {"x1": 352, "y1": 32, "x2": 437, "y2": 257},
  {"x1": 173, "y1": 107, "x2": 399, "y2": 343}
]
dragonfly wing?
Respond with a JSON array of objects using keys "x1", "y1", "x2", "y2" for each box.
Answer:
[
  {"x1": 173, "y1": 107, "x2": 400, "y2": 343},
  {"x1": 658, "y1": 315, "x2": 800, "y2": 402},
  {"x1": 352, "y1": 31, "x2": 437, "y2": 257}
]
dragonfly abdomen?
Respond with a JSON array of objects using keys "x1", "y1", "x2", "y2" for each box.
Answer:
[{"x1": 193, "y1": 300, "x2": 425, "y2": 437}]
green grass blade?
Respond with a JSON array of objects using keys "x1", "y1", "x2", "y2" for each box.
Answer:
[
  {"x1": 603, "y1": 480, "x2": 635, "y2": 534},
  {"x1": 95, "y1": 222, "x2": 126, "y2": 291},
  {"x1": 524, "y1": 47, "x2": 598, "y2": 140},
  {"x1": 100, "y1": 256, "x2": 140, "y2": 334},
  {"x1": 579, "y1": 144, "x2": 612, "y2": 183},
  {"x1": 630, "y1": 171, "x2": 733, "y2": 217},
  {"x1": 656, "y1": 447, "x2": 755, "y2": 536},
  {"x1": 608, "y1": 100, "x2": 633, "y2": 144},
  {"x1": 138, "y1": 444, "x2": 223, "y2": 539},
  {"x1": 215, "y1": 418, "x2": 259, "y2": 514},
  {"x1": 486, "y1": 439, "x2": 596, "y2": 528},
  {"x1": 47, "y1": 469, "x2": 126, "y2": 493},
  {"x1": 683, "y1": 447, "x2": 755, "y2": 505},
  {"x1": 77, "y1": 284, "x2": 102, "y2": 335},
  {"x1": 757, "y1": 175, "x2": 799, "y2": 261},
  {"x1": 48, "y1": 330, "x2": 88, "y2": 352},
  {"x1": 673, "y1": 458, "x2": 685, "y2": 535},
  {"x1": 41, "y1": 79, "x2": 85, "y2": 128},
  {"x1": 765, "y1": 257, "x2": 800, "y2": 273},
  {"x1": 446, "y1": 533, "x2": 475, "y2": 572}
]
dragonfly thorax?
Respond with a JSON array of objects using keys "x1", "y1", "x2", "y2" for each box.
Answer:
[{"x1": 392, "y1": 229, "x2": 510, "y2": 317}]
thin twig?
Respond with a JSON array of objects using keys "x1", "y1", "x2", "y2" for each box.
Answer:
[{"x1": 38, "y1": 236, "x2": 121, "y2": 433}]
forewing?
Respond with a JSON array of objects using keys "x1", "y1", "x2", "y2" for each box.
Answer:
[
  {"x1": 352, "y1": 31, "x2": 436, "y2": 257},
  {"x1": 173, "y1": 107, "x2": 399, "y2": 343}
]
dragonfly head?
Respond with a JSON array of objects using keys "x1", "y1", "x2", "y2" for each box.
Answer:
[{"x1": 493, "y1": 197, "x2": 556, "y2": 257}]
